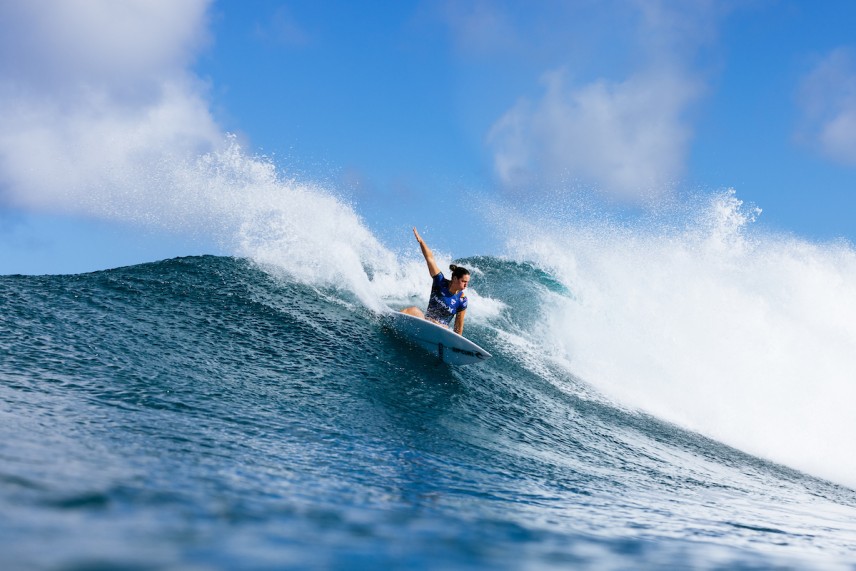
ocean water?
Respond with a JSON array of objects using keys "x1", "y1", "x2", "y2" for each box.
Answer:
[
  {"x1": 3, "y1": 142, "x2": 856, "y2": 570},
  {"x1": 2, "y1": 252, "x2": 856, "y2": 570}
]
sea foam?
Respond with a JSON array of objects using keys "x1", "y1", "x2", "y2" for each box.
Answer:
[{"x1": 504, "y1": 190, "x2": 856, "y2": 490}]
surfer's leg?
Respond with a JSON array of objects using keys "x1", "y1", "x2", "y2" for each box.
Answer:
[{"x1": 400, "y1": 306, "x2": 425, "y2": 318}]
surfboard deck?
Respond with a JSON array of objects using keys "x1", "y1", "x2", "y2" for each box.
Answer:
[{"x1": 386, "y1": 311, "x2": 492, "y2": 366}]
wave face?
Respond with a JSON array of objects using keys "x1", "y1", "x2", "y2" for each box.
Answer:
[{"x1": 2, "y1": 253, "x2": 856, "y2": 570}]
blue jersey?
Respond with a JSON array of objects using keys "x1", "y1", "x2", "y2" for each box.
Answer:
[{"x1": 425, "y1": 272, "x2": 468, "y2": 326}]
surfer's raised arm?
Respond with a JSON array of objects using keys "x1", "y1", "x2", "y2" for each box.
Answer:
[{"x1": 413, "y1": 227, "x2": 440, "y2": 278}]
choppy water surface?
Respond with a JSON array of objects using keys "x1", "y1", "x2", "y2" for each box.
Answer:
[{"x1": 2, "y1": 255, "x2": 855, "y2": 570}]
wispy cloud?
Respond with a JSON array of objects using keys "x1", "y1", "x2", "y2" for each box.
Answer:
[
  {"x1": 254, "y1": 5, "x2": 312, "y2": 47},
  {"x1": 0, "y1": 0, "x2": 222, "y2": 219},
  {"x1": 435, "y1": 0, "x2": 521, "y2": 57},
  {"x1": 452, "y1": 1, "x2": 729, "y2": 201},
  {"x1": 796, "y1": 47, "x2": 856, "y2": 166}
]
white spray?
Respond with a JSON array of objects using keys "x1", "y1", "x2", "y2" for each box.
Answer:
[{"x1": 505, "y1": 190, "x2": 856, "y2": 490}]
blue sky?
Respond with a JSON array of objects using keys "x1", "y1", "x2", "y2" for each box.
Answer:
[{"x1": 1, "y1": 1, "x2": 856, "y2": 275}]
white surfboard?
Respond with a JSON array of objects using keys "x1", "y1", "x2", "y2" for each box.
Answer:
[{"x1": 387, "y1": 311, "x2": 492, "y2": 366}]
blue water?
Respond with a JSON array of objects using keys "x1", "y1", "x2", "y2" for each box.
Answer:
[{"x1": 2, "y1": 255, "x2": 855, "y2": 570}]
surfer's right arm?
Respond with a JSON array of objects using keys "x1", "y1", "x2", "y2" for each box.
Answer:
[{"x1": 413, "y1": 227, "x2": 441, "y2": 277}]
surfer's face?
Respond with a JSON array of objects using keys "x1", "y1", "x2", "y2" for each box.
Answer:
[{"x1": 453, "y1": 275, "x2": 469, "y2": 291}]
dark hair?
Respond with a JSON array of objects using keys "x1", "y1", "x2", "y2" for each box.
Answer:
[{"x1": 449, "y1": 264, "x2": 470, "y2": 279}]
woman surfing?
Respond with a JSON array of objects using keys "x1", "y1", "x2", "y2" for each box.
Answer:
[{"x1": 401, "y1": 227, "x2": 470, "y2": 336}]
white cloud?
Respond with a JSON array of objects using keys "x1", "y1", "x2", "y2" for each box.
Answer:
[
  {"x1": 797, "y1": 48, "x2": 856, "y2": 165},
  {"x1": 489, "y1": 69, "x2": 700, "y2": 201},
  {"x1": 482, "y1": 1, "x2": 724, "y2": 201},
  {"x1": 0, "y1": 0, "x2": 222, "y2": 219}
]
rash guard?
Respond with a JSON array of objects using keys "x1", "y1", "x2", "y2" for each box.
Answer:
[{"x1": 425, "y1": 272, "x2": 468, "y2": 326}]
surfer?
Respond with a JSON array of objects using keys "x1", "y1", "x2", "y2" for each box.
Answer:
[{"x1": 401, "y1": 228, "x2": 470, "y2": 335}]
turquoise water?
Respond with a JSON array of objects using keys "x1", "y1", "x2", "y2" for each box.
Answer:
[{"x1": 2, "y1": 255, "x2": 855, "y2": 570}]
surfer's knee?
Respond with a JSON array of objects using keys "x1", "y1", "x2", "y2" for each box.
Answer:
[{"x1": 400, "y1": 306, "x2": 424, "y2": 318}]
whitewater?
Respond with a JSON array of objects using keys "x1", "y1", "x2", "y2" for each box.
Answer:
[{"x1": 2, "y1": 142, "x2": 856, "y2": 570}]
